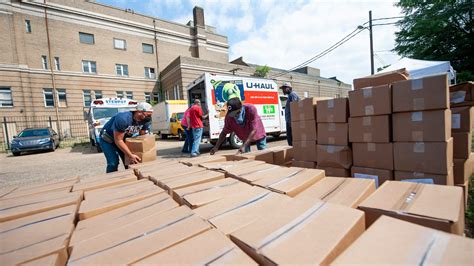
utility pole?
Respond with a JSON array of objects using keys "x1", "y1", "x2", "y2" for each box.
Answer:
[{"x1": 369, "y1": 10, "x2": 374, "y2": 75}]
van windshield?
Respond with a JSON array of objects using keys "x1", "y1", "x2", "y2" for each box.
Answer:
[
  {"x1": 92, "y1": 108, "x2": 131, "y2": 120},
  {"x1": 177, "y1": 113, "x2": 184, "y2": 120}
]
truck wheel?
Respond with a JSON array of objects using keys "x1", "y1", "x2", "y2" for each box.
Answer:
[
  {"x1": 12, "y1": 151, "x2": 21, "y2": 156},
  {"x1": 178, "y1": 130, "x2": 185, "y2": 141},
  {"x1": 161, "y1": 134, "x2": 168, "y2": 139},
  {"x1": 229, "y1": 132, "x2": 243, "y2": 149},
  {"x1": 271, "y1": 132, "x2": 281, "y2": 138}
]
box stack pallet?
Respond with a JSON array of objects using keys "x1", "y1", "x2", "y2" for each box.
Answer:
[
  {"x1": 290, "y1": 98, "x2": 319, "y2": 168},
  {"x1": 450, "y1": 81, "x2": 474, "y2": 207},
  {"x1": 316, "y1": 98, "x2": 352, "y2": 176}
]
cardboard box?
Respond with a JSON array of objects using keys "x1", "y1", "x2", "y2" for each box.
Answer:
[
  {"x1": 316, "y1": 98, "x2": 349, "y2": 123},
  {"x1": 393, "y1": 109, "x2": 451, "y2": 141},
  {"x1": 225, "y1": 163, "x2": 280, "y2": 180},
  {"x1": 72, "y1": 172, "x2": 137, "y2": 192},
  {"x1": 0, "y1": 186, "x2": 17, "y2": 198},
  {"x1": 230, "y1": 150, "x2": 275, "y2": 164},
  {"x1": 193, "y1": 187, "x2": 291, "y2": 235},
  {"x1": 349, "y1": 115, "x2": 390, "y2": 143},
  {"x1": 394, "y1": 169, "x2": 454, "y2": 186},
  {"x1": 125, "y1": 145, "x2": 156, "y2": 165},
  {"x1": 125, "y1": 134, "x2": 156, "y2": 153},
  {"x1": 0, "y1": 205, "x2": 77, "y2": 265},
  {"x1": 451, "y1": 106, "x2": 474, "y2": 133},
  {"x1": 134, "y1": 229, "x2": 257, "y2": 265},
  {"x1": 393, "y1": 139, "x2": 453, "y2": 174},
  {"x1": 453, "y1": 132, "x2": 472, "y2": 159},
  {"x1": 392, "y1": 74, "x2": 449, "y2": 112},
  {"x1": 290, "y1": 97, "x2": 331, "y2": 122},
  {"x1": 293, "y1": 140, "x2": 317, "y2": 162},
  {"x1": 253, "y1": 168, "x2": 325, "y2": 197},
  {"x1": 293, "y1": 160, "x2": 316, "y2": 168},
  {"x1": 146, "y1": 165, "x2": 206, "y2": 184},
  {"x1": 317, "y1": 145, "x2": 352, "y2": 169},
  {"x1": 231, "y1": 165, "x2": 304, "y2": 184},
  {"x1": 297, "y1": 177, "x2": 376, "y2": 208},
  {"x1": 83, "y1": 179, "x2": 150, "y2": 200},
  {"x1": 23, "y1": 254, "x2": 63, "y2": 266},
  {"x1": 2, "y1": 177, "x2": 78, "y2": 199},
  {"x1": 229, "y1": 199, "x2": 365, "y2": 265},
  {"x1": 351, "y1": 166, "x2": 393, "y2": 188},
  {"x1": 268, "y1": 146, "x2": 294, "y2": 165},
  {"x1": 68, "y1": 206, "x2": 212, "y2": 265},
  {"x1": 317, "y1": 123, "x2": 348, "y2": 145},
  {"x1": 349, "y1": 84, "x2": 391, "y2": 117},
  {"x1": 132, "y1": 160, "x2": 183, "y2": 179},
  {"x1": 70, "y1": 194, "x2": 177, "y2": 249},
  {"x1": 353, "y1": 68, "x2": 409, "y2": 90},
  {"x1": 454, "y1": 154, "x2": 474, "y2": 184},
  {"x1": 292, "y1": 119, "x2": 317, "y2": 141},
  {"x1": 332, "y1": 216, "x2": 474, "y2": 265},
  {"x1": 198, "y1": 159, "x2": 265, "y2": 171},
  {"x1": 316, "y1": 166, "x2": 351, "y2": 177},
  {"x1": 450, "y1": 81, "x2": 474, "y2": 107},
  {"x1": 179, "y1": 155, "x2": 227, "y2": 166},
  {"x1": 352, "y1": 143, "x2": 394, "y2": 170},
  {"x1": 159, "y1": 170, "x2": 225, "y2": 193},
  {"x1": 358, "y1": 181, "x2": 465, "y2": 235},
  {"x1": 456, "y1": 180, "x2": 470, "y2": 209}
]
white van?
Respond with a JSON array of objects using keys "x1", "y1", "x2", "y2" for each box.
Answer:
[{"x1": 187, "y1": 73, "x2": 287, "y2": 148}]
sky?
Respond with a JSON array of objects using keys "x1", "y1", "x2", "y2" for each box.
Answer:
[{"x1": 97, "y1": 0, "x2": 403, "y2": 84}]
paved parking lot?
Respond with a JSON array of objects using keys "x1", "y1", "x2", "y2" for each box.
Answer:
[{"x1": 0, "y1": 136, "x2": 287, "y2": 188}]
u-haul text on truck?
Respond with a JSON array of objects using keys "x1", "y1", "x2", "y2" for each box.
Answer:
[{"x1": 187, "y1": 73, "x2": 287, "y2": 148}]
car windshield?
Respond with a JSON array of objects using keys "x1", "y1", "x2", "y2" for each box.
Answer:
[
  {"x1": 92, "y1": 108, "x2": 131, "y2": 120},
  {"x1": 18, "y1": 129, "x2": 50, "y2": 137},
  {"x1": 177, "y1": 113, "x2": 184, "y2": 120}
]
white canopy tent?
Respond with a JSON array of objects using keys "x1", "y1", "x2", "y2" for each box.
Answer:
[{"x1": 380, "y1": 58, "x2": 456, "y2": 83}]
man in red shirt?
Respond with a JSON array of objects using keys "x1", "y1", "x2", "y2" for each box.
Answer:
[
  {"x1": 188, "y1": 99, "x2": 207, "y2": 157},
  {"x1": 210, "y1": 97, "x2": 267, "y2": 155}
]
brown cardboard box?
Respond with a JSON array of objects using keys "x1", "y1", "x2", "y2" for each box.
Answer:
[
  {"x1": 454, "y1": 154, "x2": 474, "y2": 184},
  {"x1": 68, "y1": 206, "x2": 212, "y2": 265},
  {"x1": 352, "y1": 143, "x2": 394, "y2": 170},
  {"x1": 358, "y1": 181, "x2": 465, "y2": 235},
  {"x1": 268, "y1": 146, "x2": 294, "y2": 165},
  {"x1": 332, "y1": 216, "x2": 474, "y2": 265},
  {"x1": 72, "y1": 171, "x2": 137, "y2": 192},
  {"x1": 351, "y1": 166, "x2": 393, "y2": 188},
  {"x1": 392, "y1": 74, "x2": 449, "y2": 112},
  {"x1": 394, "y1": 169, "x2": 454, "y2": 186},
  {"x1": 231, "y1": 149, "x2": 275, "y2": 164},
  {"x1": 83, "y1": 179, "x2": 150, "y2": 200},
  {"x1": 393, "y1": 109, "x2": 451, "y2": 142},
  {"x1": 353, "y1": 68, "x2": 409, "y2": 90},
  {"x1": 451, "y1": 106, "x2": 474, "y2": 133},
  {"x1": 198, "y1": 159, "x2": 265, "y2": 171},
  {"x1": 193, "y1": 187, "x2": 291, "y2": 235},
  {"x1": 135, "y1": 229, "x2": 257, "y2": 265},
  {"x1": 316, "y1": 98, "x2": 349, "y2": 123},
  {"x1": 0, "y1": 205, "x2": 77, "y2": 265},
  {"x1": 125, "y1": 145, "x2": 156, "y2": 165},
  {"x1": 393, "y1": 139, "x2": 453, "y2": 174},
  {"x1": 125, "y1": 134, "x2": 156, "y2": 153},
  {"x1": 231, "y1": 165, "x2": 303, "y2": 184},
  {"x1": 179, "y1": 155, "x2": 227, "y2": 166},
  {"x1": 23, "y1": 254, "x2": 62, "y2": 266},
  {"x1": 316, "y1": 166, "x2": 351, "y2": 177},
  {"x1": 349, "y1": 115, "x2": 390, "y2": 143},
  {"x1": 456, "y1": 180, "x2": 470, "y2": 209},
  {"x1": 293, "y1": 160, "x2": 317, "y2": 168},
  {"x1": 291, "y1": 119, "x2": 317, "y2": 141},
  {"x1": 2, "y1": 176, "x2": 78, "y2": 199},
  {"x1": 225, "y1": 163, "x2": 280, "y2": 180},
  {"x1": 293, "y1": 140, "x2": 317, "y2": 162},
  {"x1": 450, "y1": 81, "x2": 474, "y2": 107},
  {"x1": 158, "y1": 170, "x2": 225, "y2": 193},
  {"x1": 253, "y1": 168, "x2": 325, "y2": 197},
  {"x1": 317, "y1": 145, "x2": 353, "y2": 169},
  {"x1": 349, "y1": 84, "x2": 391, "y2": 117},
  {"x1": 147, "y1": 166, "x2": 206, "y2": 184},
  {"x1": 0, "y1": 186, "x2": 17, "y2": 198},
  {"x1": 297, "y1": 177, "x2": 375, "y2": 208},
  {"x1": 453, "y1": 132, "x2": 472, "y2": 159},
  {"x1": 290, "y1": 97, "x2": 331, "y2": 122},
  {"x1": 229, "y1": 199, "x2": 365, "y2": 265},
  {"x1": 317, "y1": 123, "x2": 348, "y2": 145}
]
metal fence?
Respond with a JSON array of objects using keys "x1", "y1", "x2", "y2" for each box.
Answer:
[{"x1": 1, "y1": 115, "x2": 90, "y2": 152}]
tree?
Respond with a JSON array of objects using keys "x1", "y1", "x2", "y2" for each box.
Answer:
[
  {"x1": 394, "y1": 0, "x2": 474, "y2": 82},
  {"x1": 253, "y1": 65, "x2": 271, "y2": 78}
]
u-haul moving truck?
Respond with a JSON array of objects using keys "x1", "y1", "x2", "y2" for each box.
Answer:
[{"x1": 187, "y1": 73, "x2": 287, "y2": 148}]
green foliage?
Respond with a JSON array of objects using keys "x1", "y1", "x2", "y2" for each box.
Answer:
[
  {"x1": 253, "y1": 65, "x2": 271, "y2": 78},
  {"x1": 394, "y1": 0, "x2": 474, "y2": 82}
]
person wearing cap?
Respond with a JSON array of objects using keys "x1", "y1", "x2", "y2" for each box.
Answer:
[
  {"x1": 280, "y1": 81, "x2": 300, "y2": 146},
  {"x1": 188, "y1": 99, "x2": 208, "y2": 157},
  {"x1": 99, "y1": 102, "x2": 153, "y2": 173},
  {"x1": 210, "y1": 97, "x2": 266, "y2": 155}
]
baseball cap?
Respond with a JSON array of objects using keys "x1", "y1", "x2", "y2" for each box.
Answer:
[
  {"x1": 280, "y1": 81, "x2": 292, "y2": 89},
  {"x1": 226, "y1": 97, "x2": 242, "y2": 116},
  {"x1": 135, "y1": 102, "x2": 153, "y2": 112}
]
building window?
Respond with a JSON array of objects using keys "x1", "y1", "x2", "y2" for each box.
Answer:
[
  {"x1": 79, "y1": 32, "x2": 94, "y2": 44},
  {"x1": 94, "y1": 90, "x2": 102, "y2": 99},
  {"x1": 153, "y1": 93, "x2": 159, "y2": 103},
  {"x1": 42, "y1": 55, "x2": 48, "y2": 70},
  {"x1": 114, "y1": 38, "x2": 126, "y2": 50},
  {"x1": 142, "y1": 43, "x2": 154, "y2": 54},
  {"x1": 116, "y1": 91, "x2": 124, "y2": 98},
  {"x1": 82, "y1": 60, "x2": 97, "y2": 73},
  {"x1": 304, "y1": 91, "x2": 309, "y2": 98},
  {"x1": 144, "y1": 92, "x2": 151, "y2": 103},
  {"x1": 54, "y1": 57, "x2": 60, "y2": 71},
  {"x1": 0, "y1": 88, "x2": 13, "y2": 107},
  {"x1": 165, "y1": 90, "x2": 169, "y2": 100},
  {"x1": 83, "y1": 90, "x2": 92, "y2": 107},
  {"x1": 144, "y1": 67, "x2": 155, "y2": 79},
  {"x1": 173, "y1": 85, "x2": 180, "y2": 100},
  {"x1": 43, "y1": 89, "x2": 54, "y2": 107},
  {"x1": 57, "y1": 89, "x2": 67, "y2": 107},
  {"x1": 125, "y1": 91, "x2": 133, "y2": 99},
  {"x1": 116, "y1": 64, "x2": 129, "y2": 76},
  {"x1": 25, "y1": 20, "x2": 31, "y2": 33}
]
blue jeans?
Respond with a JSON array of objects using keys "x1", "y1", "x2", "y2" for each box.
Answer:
[
  {"x1": 100, "y1": 138, "x2": 127, "y2": 173},
  {"x1": 191, "y1": 128, "x2": 203, "y2": 155},
  {"x1": 286, "y1": 122, "x2": 293, "y2": 146},
  {"x1": 182, "y1": 128, "x2": 194, "y2": 153},
  {"x1": 244, "y1": 137, "x2": 267, "y2": 153}
]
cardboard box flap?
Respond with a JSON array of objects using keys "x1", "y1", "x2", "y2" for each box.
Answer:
[
  {"x1": 5, "y1": 177, "x2": 79, "y2": 199},
  {"x1": 22, "y1": 253, "x2": 63, "y2": 266},
  {"x1": 160, "y1": 170, "x2": 225, "y2": 191},
  {"x1": 226, "y1": 164, "x2": 280, "y2": 178},
  {"x1": 236, "y1": 166, "x2": 303, "y2": 183},
  {"x1": 179, "y1": 155, "x2": 227, "y2": 166},
  {"x1": 199, "y1": 159, "x2": 265, "y2": 171},
  {"x1": 0, "y1": 186, "x2": 18, "y2": 199},
  {"x1": 72, "y1": 171, "x2": 136, "y2": 192},
  {"x1": 83, "y1": 179, "x2": 151, "y2": 200},
  {"x1": 353, "y1": 68, "x2": 409, "y2": 90},
  {"x1": 255, "y1": 168, "x2": 325, "y2": 197},
  {"x1": 146, "y1": 166, "x2": 205, "y2": 182}
]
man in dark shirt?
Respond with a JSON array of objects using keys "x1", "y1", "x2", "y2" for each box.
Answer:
[{"x1": 280, "y1": 82, "x2": 300, "y2": 146}]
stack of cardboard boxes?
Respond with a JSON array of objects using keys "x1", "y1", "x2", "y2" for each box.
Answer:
[
  {"x1": 290, "y1": 98, "x2": 319, "y2": 168},
  {"x1": 316, "y1": 98, "x2": 352, "y2": 176},
  {"x1": 392, "y1": 74, "x2": 454, "y2": 185}
]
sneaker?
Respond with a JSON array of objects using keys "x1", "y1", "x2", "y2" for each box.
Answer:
[{"x1": 190, "y1": 153, "x2": 199, "y2": 157}]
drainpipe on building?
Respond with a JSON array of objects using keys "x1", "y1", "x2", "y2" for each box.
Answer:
[
  {"x1": 44, "y1": 0, "x2": 62, "y2": 140},
  {"x1": 153, "y1": 19, "x2": 162, "y2": 101}
]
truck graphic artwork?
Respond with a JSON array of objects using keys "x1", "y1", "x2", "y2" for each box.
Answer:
[{"x1": 211, "y1": 79, "x2": 245, "y2": 119}]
